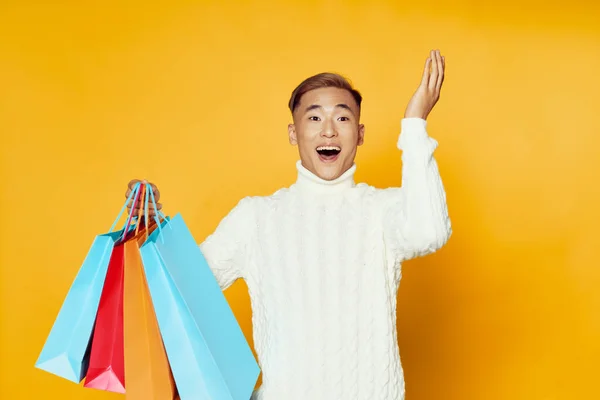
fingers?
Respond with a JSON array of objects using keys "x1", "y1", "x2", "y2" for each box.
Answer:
[
  {"x1": 127, "y1": 200, "x2": 163, "y2": 211},
  {"x1": 129, "y1": 207, "x2": 162, "y2": 217},
  {"x1": 127, "y1": 205, "x2": 163, "y2": 221},
  {"x1": 127, "y1": 179, "x2": 141, "y2": 190},
  {"x1": 124, "y1": 188, "x2": 160, "y2": 204},
  {"x1": 427, "y1": 50, "x2": 436, "y2": 90},
  {"x1": 421, "y1": 56, "x2": 432, "y2": 87},
  {"x1": 435, "y1": 50, "x2": 444, "y2": 92},
  {"x1": 150, "y1": 184, "x2": 160, "y2": 202},
  {"x1": 124, "y1": 178, "x2": 163, "y2": 220},
  {"x1": 424, "y1": 49, "x2": 444, "y2": 95},
  {"x1": 428, "y1": 49, "x2": 439, "y2": 91},
  {"x1": 125, "y1": 179, "x2": 160, "y2": 202},
  {"x1": 129, "y1": 202, "x2": 163, "y2": 211}
]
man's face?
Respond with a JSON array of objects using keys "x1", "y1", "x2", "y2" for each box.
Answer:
[{"x1": 288, "y1": 87, "x2": 365, "y2": 181}]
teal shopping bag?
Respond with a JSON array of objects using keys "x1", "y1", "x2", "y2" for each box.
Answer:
[
  {"x1": 35, "y1": 183, "x2": 146, "y2": 383},
  {"x1": 139, "y1": 212, "x2": 260, "y2": 400}
]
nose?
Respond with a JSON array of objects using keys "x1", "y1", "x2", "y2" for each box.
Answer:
[{"x1": 321, "y1": 118, "x2": 337, "y2": 138}]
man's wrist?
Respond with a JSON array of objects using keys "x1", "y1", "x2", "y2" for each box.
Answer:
[{"x1": 404, "y1": 111, "x2": 428, "y2": 119}]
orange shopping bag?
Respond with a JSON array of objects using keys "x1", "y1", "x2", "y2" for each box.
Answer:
[{"x1": 123, "y1": 186, "x2": 178, "y2": 399}]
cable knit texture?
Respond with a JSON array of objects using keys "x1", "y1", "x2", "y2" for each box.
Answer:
[{"x1": 199, "y1": 118, "x2": 451, "y2": 400}]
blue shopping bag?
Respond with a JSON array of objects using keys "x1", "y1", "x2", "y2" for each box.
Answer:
[
  {"x1": 35, "y1": 183, "x2": 146, "y2": 383},
  {"x1": 139, "y1": 213, "x2": 260, "y2": 400}
]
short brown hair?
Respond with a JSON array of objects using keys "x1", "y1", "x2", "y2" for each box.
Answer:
[{"x1": 288, "y1": 72, "x2": 362, "y2": 113}]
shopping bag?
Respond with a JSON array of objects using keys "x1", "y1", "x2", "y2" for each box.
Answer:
[
  {"x1": 83, "y1": 242, "x2": 126, "y2": 393},
  {"x1": 35, "y1": 185, "x2": 144, "y2": 383},
  {"x1": 83, "y1": 183, "x2": 149, "y2": 393},
  {"x1": 123, "y1": 215, "x2": 178, "y2": 399},
  {"x1": 139, "y1": 213, "x2": 260, "y2": 400}
]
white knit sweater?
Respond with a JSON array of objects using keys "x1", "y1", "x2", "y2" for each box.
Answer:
[{"x1": 199, "y1": 117, "x2": 451, "y2": 400}]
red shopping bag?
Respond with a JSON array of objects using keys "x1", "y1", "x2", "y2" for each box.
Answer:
[
  {"x1": 83, "y1": 241, "x2": 126, "y2": 393},
  {"x1": 82, "y1": 181, "x2": 148, "y2": 393}
]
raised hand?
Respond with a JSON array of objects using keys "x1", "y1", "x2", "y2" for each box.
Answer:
[
  {"x1": 404, "y1": 49, "x2": 445, "y2": 120},
  {"x1": 125, "y1": 179, "x2": 162, "y2": 218}
]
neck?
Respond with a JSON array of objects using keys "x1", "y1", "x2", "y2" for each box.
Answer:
[{"x1": 294, "y1": 160, "x2": 356, "y2": 194}]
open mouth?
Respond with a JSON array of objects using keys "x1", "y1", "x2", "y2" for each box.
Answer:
[{"x1": 316, "y1": 145, "x2": 341, "y2": 162}]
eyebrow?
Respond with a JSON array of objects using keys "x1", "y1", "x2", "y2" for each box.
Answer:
[{"x1": 304, "y1": 103, "x2": 355, "y2": 114}]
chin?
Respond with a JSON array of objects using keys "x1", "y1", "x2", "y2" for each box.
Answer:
[
  {"x1": 316, "y1": 172, "x2": 339, "y2": 181},
  {"x1": 301, "y1": 154, "x2": 352, "y2": 181},
  {"x1": 314, "y1": 163, "x2": 344, "y2": 181}
]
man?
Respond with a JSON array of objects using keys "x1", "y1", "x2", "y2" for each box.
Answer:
[{"x1": 127, "y1": 49, "x2": 451, "y2": 400}]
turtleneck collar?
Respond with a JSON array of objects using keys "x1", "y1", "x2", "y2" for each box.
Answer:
[{"x1": 293, "y1": 160, "x2": 356, "y2": 193}]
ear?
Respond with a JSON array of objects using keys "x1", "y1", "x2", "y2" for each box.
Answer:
[
  {"x1": 357, "y1": 123, "x2": 365, "y2": 146},
  {"x1": 288, "y1": 123, "x2": 298, "y2": 146}
]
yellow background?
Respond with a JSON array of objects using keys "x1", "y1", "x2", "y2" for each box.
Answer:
[{"x1": 1, "y1": 1, "x2": 599, "y2": 399}]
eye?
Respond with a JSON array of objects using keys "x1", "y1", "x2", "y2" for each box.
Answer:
[
  {"x1": 338, "y1": 116, "x2": 350, "y2": 121},
  {"x1": 309, "y1": 116, "x2": 321, "y2": 121}
]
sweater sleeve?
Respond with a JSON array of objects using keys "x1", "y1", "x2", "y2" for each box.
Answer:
[
  {"x1": 380, "y1": 117, "x2": 452, "y2": 263},
  {"x1": 199, "y1": 197, "x2": 255, "y2": 290}
]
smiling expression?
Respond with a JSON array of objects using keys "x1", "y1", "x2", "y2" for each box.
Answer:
[{"x1": 288, "y1": 87, "x2": 365, "y2": 181}]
